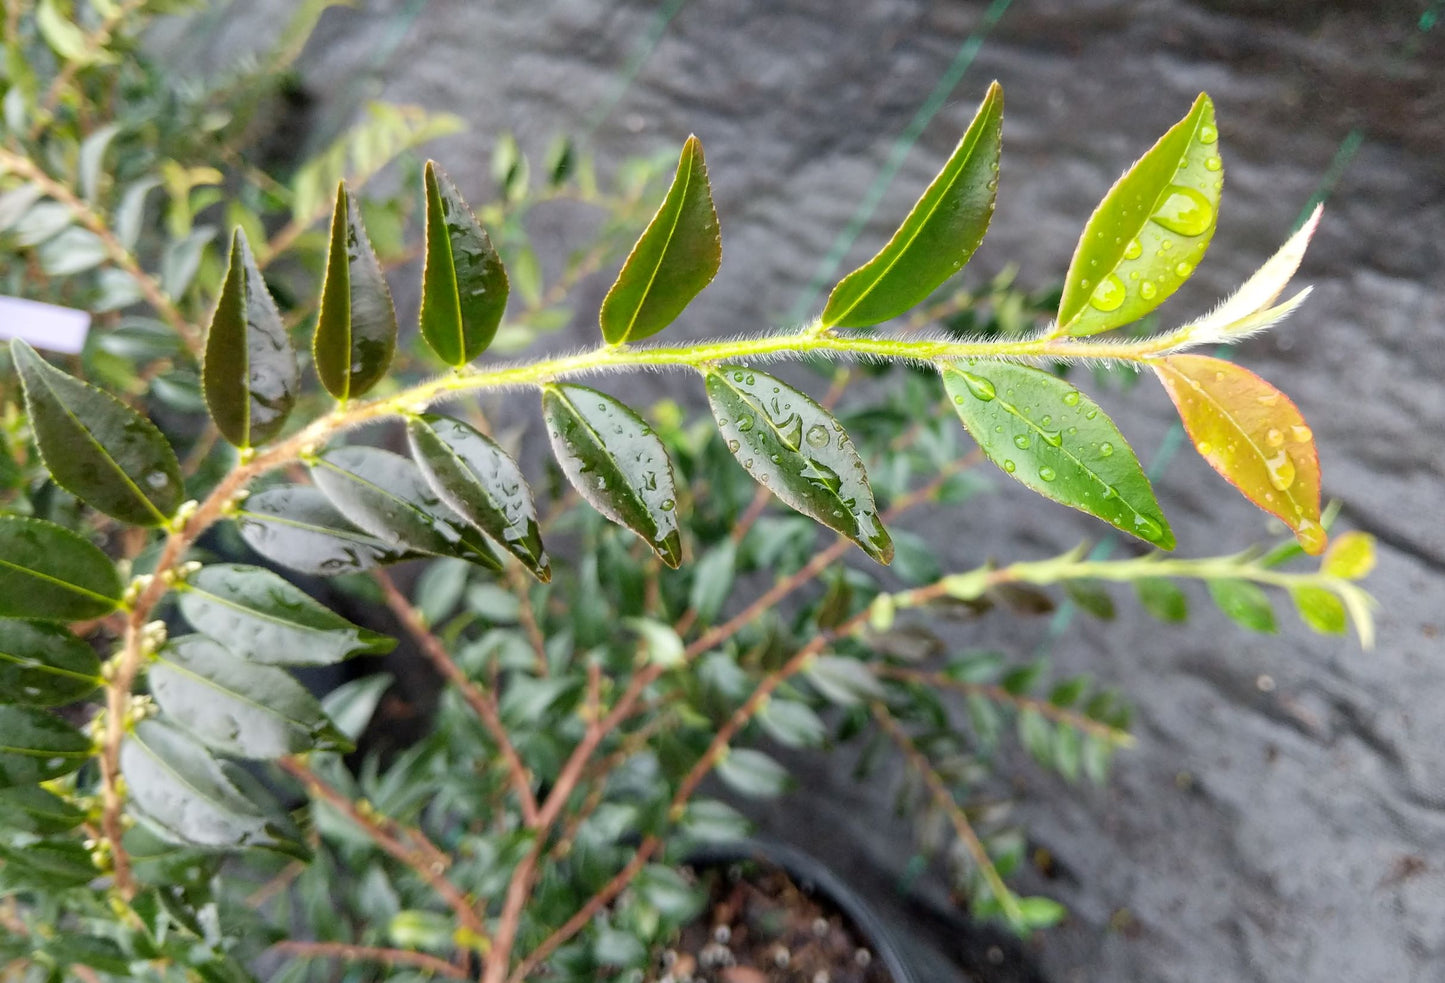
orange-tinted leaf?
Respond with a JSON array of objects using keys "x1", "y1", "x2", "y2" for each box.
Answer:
[{"x1": 1153, "y1": 354, "x2": 1324, "y2": 554}]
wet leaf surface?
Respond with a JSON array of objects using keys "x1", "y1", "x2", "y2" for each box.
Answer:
[
  {"x1": 0, "y1": 515, "x2": 123, "y2": 620},
  {"x1": 0, "y1": 706, "x2": 91, "y2": 788},
  {"x1": 0, "y1": 619, "x2": 101, "y2": 706},
  {"x1": 312, "y1": 183, "x2": 398, "y2": 400},
  {"x1": 419, "y1": 161, "x2": 509, "y2": 365},
  {"x1": 235, "y1": 485, "x2": 414, "y2": 576}
]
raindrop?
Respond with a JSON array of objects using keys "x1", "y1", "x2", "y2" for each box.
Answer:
[
  {"x1": 736, "y1": 415, "x2": 754, "y2": 433},
  {"x1": 660, "y1": 499, "x2": 675, "y2": 512},
  {"x1": 1013, "y1": 434, "x2": 1031, "y2": 450},
  {"x1": 1088, "y1": 274, "x2": 1126, "y2": 313},
  {"x1": 1003, "y1": 459, "x2": 1016, "y2": 473},
  {"x1": 959, "y1": 371, "x2": 996, "y2": 401},
  {"x1": 727, "y1": 440, "x2": 740, "y2": 452},
  {"x1": 1084, "y1": 409, "x2": 1098, "y2": 420},
  {"x1": 1061, "y1": 391, "x2": 1080, "y2": 406},
  {"x1": 1265, "y1": 428, "x2": 1284, "y2": 448},
  {"x1": 1134, "y1": 515, "x2": 1165, "y2": 541},
  {"x1": 1289, "y1": 425, "x2": 1312, "y2": 443},
  {"x1": 1199, "y1": 123, "x2": 1218, "y2": 144},
  {"x1": 805, "y1": 425, "x2": 829, "y2": 448},
  {"x1": 1295, "y1": 518, "x2": 1327, "y2": 554},
  {"x1": 1205, "y1": 156, "x2": 1222, "y2": 172},
  {"x1": 1174, "y1": 261, "x2": 1193, "y2": 278},
  {"x1": 1140, "y1": 281, "x2": 1158, "y2": 300},
  {"x1": 1265, "y1": 451, "x2": 1296, "y2": 491},
  {"x1": 1150, "y1": 185, "x2": 1215, "y2": 237},
  {"x1": 1257, "y1": 392, "x2": 1281, "y2": 407},
  {"x1": 1041, "y1": 430, "x2": 1063, "y2": 448},
  {"x1": 1098, "y1": 441, "x2": 1114, "y2": 457},
  {"x1": 1198, "y1": 440, "x2": 1213, "y2": 454},
  {"x1": 1123, "y1": 238, "x2": 1143, "y2": 260},
  {"x1": 146, "y1": 471, "x2": 170, "y2": 489},
  {"x1": 1038, "y1": 466, "x2": 1057, "y2": 482}
]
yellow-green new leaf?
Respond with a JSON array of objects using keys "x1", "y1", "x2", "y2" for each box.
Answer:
[
  {"x1": 822, "y1": 81, "x2": 1003, "y2": 329},
  {"x1": 419, "y1": 161, "x2": 509, "y2": 365},
  {"x1": 313, "y1": 183, "x2": 398, "y2": 400},
  {"x1": 599, "y1": 135, "x2": 720, "y2": 345},
  {"x1": 1153, "y1": 354, "x2": 1325, "y2": 554},
  {"x1": 203, "y1": 229, "x2": 299, "y2": 448},
  {"x1": 1058, "y1": 94, "x2": 1222, "y2": 336}
]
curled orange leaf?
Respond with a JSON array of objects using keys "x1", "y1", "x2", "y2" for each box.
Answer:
[{"x1": 1153, "y1": 354, "x2": 1325, "y2": 554}]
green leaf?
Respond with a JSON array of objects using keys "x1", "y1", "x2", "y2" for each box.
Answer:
[
  {"x1": 0, "y1": 706, "x2": 91, "y2": 788},
  {"x1": 0, "y1": 839, "x2": 98, "y2": 890},
  {"x1": 1016, "y1": 895, "x2": 1067, "y2": 930},
  {"x1": 599, "y1": 135, "x2": 720, "y2": 345},
  {"x1": 1207, "y1": 578, "x2": 1276, "y2": 633},
  {"x1": 942, "y1": 362, "x2": 1173, "y2": 549},
  {"x1": 803, "y1": 654, "x2": 885, "y2": 706},
  {"x1": 0, "y1": 786, "x2": 86, "y2": 835},
  {"x1": 202, "y1": 229, "x2": 299, "y2": 448},
  {"x1": 1292, "y1": 586, "x2": 1347, "y2": 635},
  {"x1": 0, "y1": 619, "x2": 101, "y2": 706},
  {"x1": 687, "y1": 538, "x2": 737, "y2": 625},
  {"x1": 407, "y1": 414, "x2": 549, "y2": 580},
  {"x1": 623, "y1": 617, "x2": 685, "y2": 668},
  {"x1": 321, "y1": 673, "x2": 394, "y2": 743},
  {"x1": 715, "y1": 748, "x2": 791, "y2": 799},
  {"x1": 1135, "y1": 576, "x2": 1188, "y2": 623},
  {"x1": 822, "y1": 81, "x2": 1003, "y2": 328},
  {"x1": 757, "y1": 697, "x2": 827, "y2": 748},
  {"x1": 635, "y1": 864, "x2": 705, "y2": 921},
  {"x1": 11, "y1": 339, "x2": 183, "y2": 526},
  {"x1": 177, "y1": 563, "x2": 394, "y2": 666},
  {"x1": 419, "y1": 162, "x2": 509, "y2": 365},
  {"x1": 0, "y1": 515, "x2": 123, "y2": 620},
  {"x1": 1322, "y1": 531, "x2": 1375, "y2": 581},
  {"x1": 236, "y1": 486, "x2": 416, "y2": 576},
  {"x1": 1058, "y1": 93, "x2": 1221, "y2": 336},
  {"x1": 310, "y1": 446, "x2": 500, "y2": 568},
  {"x1": 1064, "y1": 579, "x2": 1115, "y2": 620},
  {"x1": 121, "y1": 718, "x2": 307, "y2": 856},
  {"x1": 706, "y1": 366, "x2": 892, "y2": 563},
  {"x1": 312, "y1": 182, "x2": 398, "y2": 400},
  {"x1": 676, "y1": 798, "x2": 751, "y2": 844},
  {"x1": 42, "y1": 935, "x2": 132, "y2": 975},
  {"x1": 149, "y1": 635, "x2": 351, "y2": 758},
  {"x1": 541, "y1": 384, "x2": 681, "y2": 567}
]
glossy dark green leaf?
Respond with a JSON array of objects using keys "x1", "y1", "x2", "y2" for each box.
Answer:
[
  {"x1": 310, "y1": 446, "x2": 500, "y2": 568},
  {"x1": 706, "y1": 366, "x2": 892, "y2": 563},
  {"x1": 0, "y1": 619, "x2": 101, "y2": 706},
  {"x1": 1206, "y1": 578, "x2": 1276, "y2": 633},
  {"x1": 407, "y1": 414, "x2": 549, "y2": 580},
  {"x1": 312, "y1": 182, "x2": 398, "y2": 400},
  {"x1": 121, "y1": 718, "x2": 307, "y2": 856},
  {"x1": 1135, "y1": 576, "x2": 1188, "y2": 623},
  {"x1": 11, "y1": 339, "x2": 183, "y2": 526},
  {"x1": 541, "y1": 384, "x2": 681, "y2": 566},
  {"x1": 1292, "y1": 585, "x2": 1347, "y2": 635},
  {"x1": 941, "y1": 362, "x2": 1174, "y2": 549},
  {"x1": 599, "y1": 135, "x2": 720, "y2": 345},
  {"x1": 822, "y1": 81, "x2": 1003, "y2": 329},
  {"x1": 149, "y1": 635, "x2": 351, "y2": 758},
  {"x1": 419, "y1": 162, "x2": 509, "y2": 365},
  {"x1": 0, "y1": 839, "x2": 98, "y2": 890},
  {"x1": 202, "y1": 228, "x2": 299, "y2": 448},
  {"x1": 235, "y1": 485, "x2": 414, "y2": 576},
  {"x1": 1058, "y1": 94, "x2": 1221, "y2": 336},
  {"x1": 0, "y1": 786, "x2": 86, "y2": 835},
  {"x1": 0, "y1": 514, "x2": 123, "y2": 620},
  {"x1": 0, "y1": 706, "x2": 91, "y2": 787},
  {"x1": 177, "y1": 563, "x2": 394, "y2": 666}
]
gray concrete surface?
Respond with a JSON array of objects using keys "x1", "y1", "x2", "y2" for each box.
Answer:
[{"x1": 181, "y1": 1, "x2": 1445, "y2": 979}]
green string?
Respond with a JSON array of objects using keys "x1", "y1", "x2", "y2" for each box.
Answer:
[{"x1": 782, "y1": 0, "x2": 1016, "y2": 327}]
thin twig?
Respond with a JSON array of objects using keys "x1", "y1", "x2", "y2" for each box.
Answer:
[
  {"x1": 372, "y1": 568, "x2": 541, "y2": 826},
  {"x1": 272, "y1": 940, "x2": 469, "y2": 980}
]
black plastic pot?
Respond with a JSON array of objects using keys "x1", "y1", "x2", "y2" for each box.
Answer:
[{"x1": 685, "y1": 839, "x2": 957, "y2": 983}]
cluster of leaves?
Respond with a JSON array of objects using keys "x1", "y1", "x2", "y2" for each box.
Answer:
[{"x1": 0, "y1": 22, "x2": 1379, "y2": 980}]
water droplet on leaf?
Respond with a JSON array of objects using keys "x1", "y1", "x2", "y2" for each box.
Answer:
[
  {"x1": 1150, "y1": 185, "x2": 1215, "y2": 237},
  {"x1": 1098, "y1": 441, "x2": 1114, "y2": 457},
  {"x1": 959, "y1": 371, "x2": 996, "y2": 401},
  {"x1": 805, "y1": 425, "x2": 829, "y2": 448},
  {"x1": 1123, "y1": 238, "x2": 1143, "y2": 260},
  {"x1": 1038, "y1": 466, "x2": 1056, "y2": 482},
  {"x1": 1088, "y1": 274, "x2": 1126, "y2": 312},
  {"x1": 1140, "y1": 281, "x2": 1158, "y2": 300},
  {"x1": 1013, "y1": 434, "x2": 1031, "y2": 450},
  {"x1": 1265, "y1": 451, "x2": 1296, "y2": 491}
]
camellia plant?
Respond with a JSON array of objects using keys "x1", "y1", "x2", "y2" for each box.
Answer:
[{"x1": 0, "y1": 60, "x2": 1377, "y2": 983}]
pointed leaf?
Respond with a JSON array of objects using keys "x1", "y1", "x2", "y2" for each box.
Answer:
[
  {"x1": 0, "y1": 786, "x2": 86, "y2": 835},
  {"x1": 1058, "y1": 94, "x2": 1221, "y2": 336},
  {"x1": 1153, "y1": 354, "x2": 1324, "y2": 553},
  {"x1": 122, "y1": 719, "x2": 307, "y2": 856},
  {"x1": 599, "y1": 135, "x2": 720, "y2": 345},
  {"x1": 1207, "y1": 578, "x2": 1276, "y2": 633},
  {"x1": 1322, "y1": 531, "x2": 1375, "y2": 581},
  {"x1": 203, "y1": 229, "x2": 299, "y2": 448},
  {"x1": 803, "y1": 654, "x2": 885, "y2": 706},
  {"x1": 1292, "y1": 585, "x2": 1346, "y2": 635},
  {"x1": 757, "y1": 697, "x2": 827, "y2": 749},
  {"x1": 0, "y1": 619, "x2": 101, "y2": 706},
  {"x1": 407, "y1": 414, "x2": 549, "y2": 580},
  {"x1": 311, "y1": 445, "x2": 500, "y2": 568},
  {"x1": 716, "y1": 748, "x2": 791, "y2": 799},
  {"x1": 321, "y1": 673, "x2": 394, "y2": 743},
  {"x1": 705, "y1": 366, "x2": 892, "y2": 562},
  {"x1": 177, "y1": 564, "x2": 394, "y2": 666},
  {"x1": 235, "y1": 485, "x2": 415, "y2": 576},
  {"x1": 1185, "y1": 205, "x2": 1321, "y2": 345},
  {"x1": 541, "y1": 384, "x2": 681, "y2": 566},
  {"x1": 0, "y1": 839, "x2": 98, "y2": 890},
  {"x1": 1135, "y1": 577, "x2": 1188, "y2": 623},
  {"x1": 149, "y1": 635, "x2": 351, "y2": 758},
  {"x1": 11, "y1": 339, "x2": 183, "y2": 525},
  {"x1": 0, "y1": 706, "x2": 91, "y2": 787},
  {"x1": 822, "y1": 81, "x2": 1003, "y2": 329},
  {"x1": 942, "y1": 362, "x2": 1174, "y2": 548},
  {"x1": 0, "y1": 515, "x2": 123, "y2": 620},
  {"x1": 312, "y1": 183, "x2": 398, "y2": 400},
  {"x1": 419, "y1": 162, "x2": 509, "y2": 365}
]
